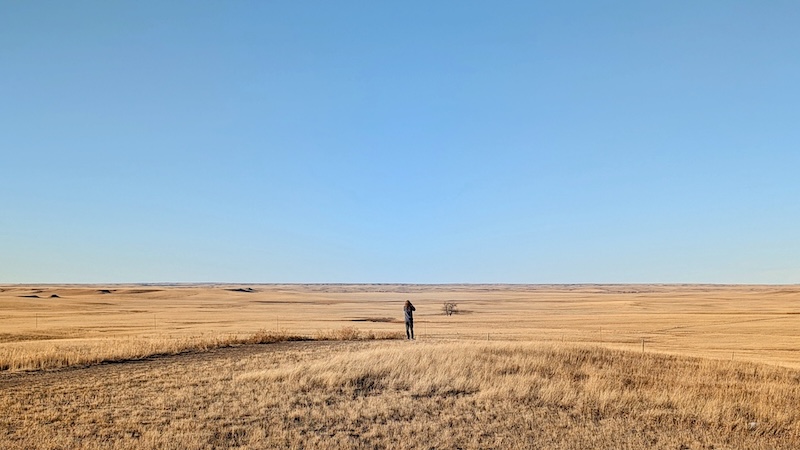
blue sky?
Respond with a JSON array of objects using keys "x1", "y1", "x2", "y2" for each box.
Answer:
[{"x1": 2, "y1": 1, "x2": 799, "y2": 283}]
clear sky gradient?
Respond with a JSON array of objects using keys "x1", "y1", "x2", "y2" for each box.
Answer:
[{"x1": 2, "y1": 2, "x2": 799, "y2": 283}]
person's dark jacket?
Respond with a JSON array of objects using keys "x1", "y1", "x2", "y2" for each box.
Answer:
[{"x1": 404, "y1": 303, "x2": 415, "y2": 322}]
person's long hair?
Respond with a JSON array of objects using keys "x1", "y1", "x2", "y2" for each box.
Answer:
[{"x1": 404, "y1": 300, "x2": 411, "y2": 308}]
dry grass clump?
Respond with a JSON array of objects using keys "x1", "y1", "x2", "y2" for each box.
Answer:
[
  {"x1": 314, "y1": 326, "x2": 405, "y2": 341},
  {"x1": 245, "y1": 329, "x2": 309, "y2": 344}
]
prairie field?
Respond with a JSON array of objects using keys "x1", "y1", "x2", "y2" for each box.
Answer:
[{"x1": 2, "y1": 284, "x2": 800, "y2": 449}]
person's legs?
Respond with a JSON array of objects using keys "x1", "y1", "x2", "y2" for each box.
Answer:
[
  {"x1": 410, "y1": 319, "x2": 414, "y2": 340},
  {"x1": 405, "y1": 321, "x2": 411, "y2": 339}
]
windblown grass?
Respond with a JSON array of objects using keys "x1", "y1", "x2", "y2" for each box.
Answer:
[
  {"x1": 314, "y1": 326, "x2": 405, "y2": 341},
  {"x1": 244, "y1": 342, "x2": 800, "y2": 438},
  {"x1": 3, "y1": 341, "x2": 800, "y2": 449},
  {"x1": 0, "y1": 327, "x2": 399, "y2": 372}
]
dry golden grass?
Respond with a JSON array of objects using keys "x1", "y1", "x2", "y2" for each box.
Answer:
[
  {"x1": 2, "y1": 340, "x2": 800, "y2": 449},
  {"x1": 2, "y1": 283, "x2": 800, "y2": 369},
  {"x1": 3, "y1": 284, "x2": 800, "y2": 368},
  {"x1": 0, "y1": 329, "x2": 309, "y2": 372},
  {"x1": 2, "y1": 284, "x2": 800, "y2": 448},
  {"x1": 0, "y1": 327, "x2": 407, "y2": 372},
  {"x1": 314, "y1": 326, "x2": 404, "y2": 341}
]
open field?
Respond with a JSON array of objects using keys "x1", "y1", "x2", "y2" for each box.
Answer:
[
  {"x1": 3, "y1": 340, "x2": 800, "y2": 449},
  {"x1": 2, "y1": 284, "x2": 800, "y2": 368},
  {"x1": 2, "y1": 284, "x2": 800, "y2": 449}
]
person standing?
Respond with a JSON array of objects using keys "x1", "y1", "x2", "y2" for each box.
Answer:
[{"x1": 403, "y1": 300, "x2": 416, "y2": 340}]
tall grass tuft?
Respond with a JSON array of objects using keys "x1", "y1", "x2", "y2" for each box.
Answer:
[{"x1": 314, "y1": 326, "x2": 404, "y2": 341}]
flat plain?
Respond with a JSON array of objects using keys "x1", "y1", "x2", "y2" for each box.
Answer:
[
  {"x1": 2, "y1": 284, "x2": 800, "y2": 449},
  {"x1": 3, "y1": 283, "x2": 800, "y2": 367}
]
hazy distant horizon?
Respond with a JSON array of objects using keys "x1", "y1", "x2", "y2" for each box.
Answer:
[{"x1": 4, "y1": 281, "x2": 799, "y2": 287}]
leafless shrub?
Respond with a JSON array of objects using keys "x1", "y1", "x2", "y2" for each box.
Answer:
[{"x1": 443, "y1": 302, "x2": 458, "y2": 316}]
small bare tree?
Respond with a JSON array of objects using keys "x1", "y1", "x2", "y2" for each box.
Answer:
[{"x1": 443, "y1": 302, "x2": 458, "y2": 316}]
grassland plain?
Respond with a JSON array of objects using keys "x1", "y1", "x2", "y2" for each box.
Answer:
[
  {"x1": 3, "y1": 284, "x2": 800, "y2": 369},
  {"x1": 2, "y1": 340, "x2": 800, "y2": 449},
  {"x1": 2, "y1": 284, "x2": 800, "y2": 448}
]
